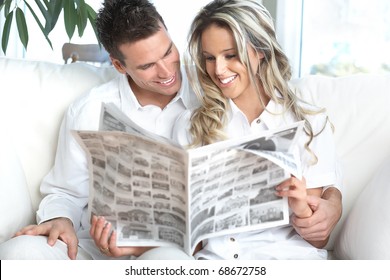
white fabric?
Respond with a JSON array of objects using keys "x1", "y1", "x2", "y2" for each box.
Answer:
[
  {"x1": 0, "y1": 235, "x2": 193, "y2": 260},
  {"x1": 34, "y1": 67, "x2": 196, "y2": 260},
  {"x1": 0, "y1": 130, "x2": 34, "y2": 243},
  {"x1": 137, "y1": 247, "x2": 195, "y2": 260},
  {"x1": 173, "y1": 99, "x2": 336, "y2": 259},
  {"x1": 334, "y1": 157, "x2": 390, "y2": 259},
  {"x1": 0, "y1": 235, "x2": 92, "y2": 260},
  {"x1": 290, "y1": 73, "x2": 390, "y2": 250},
  {"x1": 0, "y1": 58, "x2": 118, "y2": 210}
]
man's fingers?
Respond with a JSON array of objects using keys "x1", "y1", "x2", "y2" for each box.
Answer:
[{"x1": 66, "y1": 237, "x2": 79, "y2": 260}]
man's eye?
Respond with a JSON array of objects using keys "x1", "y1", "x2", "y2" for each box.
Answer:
[{"x1": 140, "y1": 64, "x2": 153, "y2": 70}]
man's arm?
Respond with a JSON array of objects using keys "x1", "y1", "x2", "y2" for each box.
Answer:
[{"x1": 292, "y1": 186, "x2": 342, "y2": 248}]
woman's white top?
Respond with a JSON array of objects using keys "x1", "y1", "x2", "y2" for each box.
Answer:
[{"x1": 173, "y1": 98, "x2": 338, "y2": 260}]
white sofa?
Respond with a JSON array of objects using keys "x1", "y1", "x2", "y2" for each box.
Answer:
[{"x1": 1, "y1": 57, "x2": 390, "y2": 259}]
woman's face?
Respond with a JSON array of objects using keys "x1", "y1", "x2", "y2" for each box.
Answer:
[{"x1": 201, "y1": 23, "x2": 263, "y2": 101}]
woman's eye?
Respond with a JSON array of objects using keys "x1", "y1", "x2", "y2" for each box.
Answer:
[{"x1": 226, "y1": 54, "x2": 236, "y2": 59}]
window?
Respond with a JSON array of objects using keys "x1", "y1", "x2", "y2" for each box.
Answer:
[{"x1": 277, "y1": 0, "x2": 390, "y2": 77}]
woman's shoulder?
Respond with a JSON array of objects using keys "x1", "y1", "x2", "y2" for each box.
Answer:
[{"x1": 297, "y1": 99, "x2": 330, "y2": 133}]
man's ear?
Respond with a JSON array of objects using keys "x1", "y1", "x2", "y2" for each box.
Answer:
[{"x1": 110, "y1": 55, "x2": 127, "y2": 74}]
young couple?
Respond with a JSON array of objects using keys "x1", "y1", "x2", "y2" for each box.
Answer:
[{"x1": 0, "y1": 0, "x2": 341, "y2": 260}]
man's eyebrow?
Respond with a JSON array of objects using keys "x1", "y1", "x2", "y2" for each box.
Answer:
[
  {"x1": 163, "y1": 42, "x2": 173, "y2": 57},
  {"x1": 136, "y1": 42, "x2": 173, "y2": 70}
]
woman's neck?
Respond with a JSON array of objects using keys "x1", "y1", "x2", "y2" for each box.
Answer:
[{"x1": 232, "y1": 86, "x2": 270, "y2": 123}]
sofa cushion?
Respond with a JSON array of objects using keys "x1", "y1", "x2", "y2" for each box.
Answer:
[
  {"x1": 0, "y1": 57, "x2": 118, "y2": 210},
  {"x1": 0, "y1": 127, "x2": 34, "y2": 243},
  {"x1": 291, "y1": 73, "x2": 390, "y2": 250},
  {"x1": 334, "y1": 157, "x2": 390, "y2": 259}
]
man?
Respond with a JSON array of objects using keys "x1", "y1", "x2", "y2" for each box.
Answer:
[{"x1": 0, "y1": 0, "x2": 341, "y2": 260}]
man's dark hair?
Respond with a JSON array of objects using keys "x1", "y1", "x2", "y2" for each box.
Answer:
[{"x1": 96, "y1": 0, "x2": 167, "y2": 63}]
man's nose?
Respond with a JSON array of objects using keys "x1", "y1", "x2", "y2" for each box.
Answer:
[{"x1": 156, "y1": 60, "x2": 171, "y2": 77}]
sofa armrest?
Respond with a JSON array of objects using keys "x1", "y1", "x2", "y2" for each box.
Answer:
[{"x1": 0, "y1": 127, "x2": 34, "y2": 243}]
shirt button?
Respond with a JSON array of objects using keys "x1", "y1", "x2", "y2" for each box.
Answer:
[
  {"x1": 234, "y1": 254, "x2": 238, "y2": 259},
  {"x1": 256, "y1": 119, "x2": 261, "y2": 124},
  {"x1": 230, "y1": 237, "x2": 235, "y2": 242}
]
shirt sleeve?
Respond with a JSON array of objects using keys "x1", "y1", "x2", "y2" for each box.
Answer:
[
  {"x1": 36, "y1": 100, "x2": 102, "y2": 231},
  {"x1": 301, "y1": 114, "x2": 340, "y2": 191}
]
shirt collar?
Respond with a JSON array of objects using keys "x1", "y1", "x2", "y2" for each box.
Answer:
[
  {"x1": 174, "y1": 65, "x2": 198, "y2": 110},
  {"x1": 228, "y1": 91, "x2": 295, "y2": 130}
]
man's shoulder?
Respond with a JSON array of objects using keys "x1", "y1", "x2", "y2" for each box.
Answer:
[{"x1": 68, "y1": 75, "x2": 122, "y2": 116}]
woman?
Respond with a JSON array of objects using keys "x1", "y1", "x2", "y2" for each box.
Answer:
[{"x1": 173, "y1": 0, "x2": 339, "y2": 259}]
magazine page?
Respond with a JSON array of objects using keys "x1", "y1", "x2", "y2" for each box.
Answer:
[
  {"x1": 74, "y1": 103, "x2": 304, "y2": 255},
  {"x1": 72, "y1": 129, "x2": 191, "y2": 252},
  {"x1": 186, "y1": 122, "x2": 303, "y2": 251},
  {"x1": 99, "y1": 102, "x2": 179, "y2": 147},
  {"x1": 238, "y1": 122, "x2": 303, "y2": 179}
]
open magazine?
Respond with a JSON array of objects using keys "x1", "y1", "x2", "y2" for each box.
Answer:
[{"x1": 72, "y1": 103, "x2": 304, "y2": 255}]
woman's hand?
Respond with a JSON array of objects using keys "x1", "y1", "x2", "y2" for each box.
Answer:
[{"x1": 275, "y1": 176, "x2": 313, "y2": 218}]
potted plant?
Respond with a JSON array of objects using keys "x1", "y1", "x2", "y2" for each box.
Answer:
[{"x1": 0, "y1": 0, "x2": 97, "y2": 54}]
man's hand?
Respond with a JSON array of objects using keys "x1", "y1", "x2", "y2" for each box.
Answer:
[
  {"x1": 14, "y1": 217, "x2": 78, "y2": 259},
  {"x1": 292, "y1": 187, "x2": 342, "y2": 248},
  {"x1": 90, "y1": 215, "x2": 153, "y2": 258}
]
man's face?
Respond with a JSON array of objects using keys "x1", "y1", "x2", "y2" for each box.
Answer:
[{"x1": 112, "y1": 25, "x2": 182, "y2": 100}]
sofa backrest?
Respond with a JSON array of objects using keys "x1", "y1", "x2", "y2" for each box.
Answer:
[
  {"x1": 291, "y1": 73, "x2": 390, "y2": 249},
  {"x1": 0, "y1": 57, "x2": 118, "y2": 211}
]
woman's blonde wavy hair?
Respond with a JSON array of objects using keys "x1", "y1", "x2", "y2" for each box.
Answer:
[{"x1": 185, "y1": 0, "x2": 330, "y2": 164}]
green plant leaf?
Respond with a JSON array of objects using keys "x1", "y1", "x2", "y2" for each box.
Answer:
[
  {"x1": 2, "y1": 0, "x2": 12, "y2": 17},
  {"x1": 76, "y1": 0, "x2": 88, "y2": 37},
  {"x1": 86, "y1": 4, "x2": 98, "y2": 43},
  {"x1": 24, "y1": 0, "x2": 52, "y2": 49},
  {"x1": 45, "y1": 0, "x2": 63, "y2": 33},
  {"x1": 15, "y1": 7, "x2": 28, "y2": 50},
  {"x1": 64, "y1": 0, "x2": 76, "y2": 40},
  {"x1": 85, "y1": 3, "x2": 96, "y2": 22},
  {"x1": 34, "y1": 0, "x2": 49, "y2": 20},
  {"x1": 1, "y1": 10, "x2": 13, "y2": 54}
]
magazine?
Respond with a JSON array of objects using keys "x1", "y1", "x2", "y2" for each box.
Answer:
[{"x1": 72, "y1": 103, "x2": 304, "y2": 255}]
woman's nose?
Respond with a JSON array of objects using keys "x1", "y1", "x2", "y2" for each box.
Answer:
[{"x1": 215, "y1": 58, "x2": 227, "y2": 75}]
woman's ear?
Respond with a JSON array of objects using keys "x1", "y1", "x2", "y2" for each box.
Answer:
[
  {"x1": 110, "y1": 56, "x2": 127, "y2": 74},
  {"x1": 257, "y1": 51, "x2": 265, "y2": 60}
]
